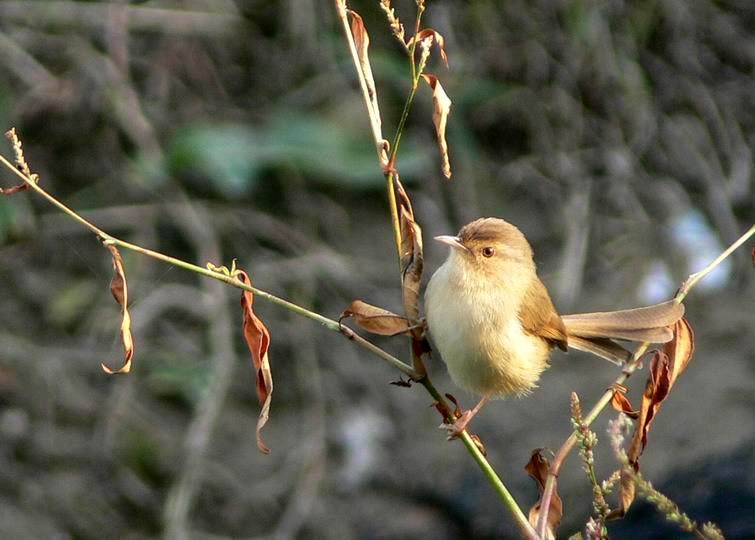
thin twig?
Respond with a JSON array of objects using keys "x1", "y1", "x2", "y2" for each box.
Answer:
[
  {"x1": 536, "y1": 223, "x2": 755, "y2": 538},
  {"x1": 678, "y1": 223, "x2": 755, "y2": 299},
  {"x1": 418, "y1": 377, "x2": 538, "y2": 540},
  {"x1": 334, "y1": 0, "x2": 386, "y2": 166},
  {"x1": 383, "y1": 4, "x2": 427, "y2": 262},
  {"x1": 334, "y1": 0, "x2": 400, "y2": 258},
  {"x1": 0, "y1": 154, "x2": 415, "y2": 379}
]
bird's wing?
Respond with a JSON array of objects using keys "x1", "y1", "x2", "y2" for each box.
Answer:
[{"x1": 519, "y1": 278, "x2": 569, "y2": 351}]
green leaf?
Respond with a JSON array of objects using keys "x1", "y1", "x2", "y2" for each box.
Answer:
[{"x1": 163, "y1": 111, "x2": 431, "y2": 196}]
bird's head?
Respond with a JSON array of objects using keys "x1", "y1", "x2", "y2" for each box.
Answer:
[{"x1": 434, "y1": 217, "x2": 535, "y2": 277}]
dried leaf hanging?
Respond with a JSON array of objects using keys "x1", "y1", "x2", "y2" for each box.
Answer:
[
  {"x1": 608, "y1": 467, "x2": 637, "y2": 520},
  {"x1": 407, "y1": 28, "x2": 449, "y2": 67},
  {"x1": 610, "y1": 384, "x2": 639, "y2": 419},
  {"x1": 237, "y1": 270, "x2": 274, "y2": 455},
  {"x1": 340, "y1": 300, "x2": 412, "y2": 336},
  {"x1": 394, "y1": 175, "x2": 423, "y2": 323},
  {"x1": 525, "y1": 449, "x2": 562, "y2": 540},
  {"x1": 421, "y1": 74, "x2": 452, "y2": 178},
  {"x1": 347, "y1": 9, "x2": 381, "y2": 132},
  {"x1": 628, "y1": 317, "x2": 695, "y2": 466},
  {"x1": 101, "y1": 244, "x2": 134, "y2": 375}
]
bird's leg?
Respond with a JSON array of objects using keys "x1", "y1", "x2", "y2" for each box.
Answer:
[{"x1": 441, "y1": 393, "x2": 491, "y2": 440}]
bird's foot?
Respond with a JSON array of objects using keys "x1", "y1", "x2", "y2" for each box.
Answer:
[{"x1": 440, "y1": 409, "x2": 475, "y2": 440}]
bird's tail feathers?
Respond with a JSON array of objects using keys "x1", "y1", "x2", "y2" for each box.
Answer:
[{"x1": 563, "y1": 300, "x2": 685, "y2": 364}]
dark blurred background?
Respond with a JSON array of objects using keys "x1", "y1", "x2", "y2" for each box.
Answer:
[{"x1": 0, "y1": 1, "x2": 753, "y2": 538}]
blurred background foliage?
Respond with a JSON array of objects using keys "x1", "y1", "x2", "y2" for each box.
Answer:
[{"x1": 0, "y1": 0, "x2": 753, "y2": 538}]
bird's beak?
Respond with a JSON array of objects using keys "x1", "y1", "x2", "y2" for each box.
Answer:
[{"x1": 434, "y1": 235, "x2": 469, "y2": 253}]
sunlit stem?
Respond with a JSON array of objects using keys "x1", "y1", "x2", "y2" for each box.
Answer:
[{"x1": 419, "y1": 377, "x2": 538, "y2": 540}]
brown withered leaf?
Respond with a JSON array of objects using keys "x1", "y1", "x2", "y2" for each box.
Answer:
[
  {"x1": 421, "y1": 74, "x2": 452, "y2": 179},
  {"x1": 628, "y1": 318, "x2": 694, "y2": 466},
  {"x1": 237, "y1": 270, "x2": 273, "y2": 455},
  {"x1": 0, "y1": 184, "x2": 29, "y2": 196},
  {"x1": 525, "y1": 449, "x2": 563, "y2": 539},
  {"x1": 340, "y1": 299, "x2": 412, "y2": 336},
  {"x1": 610, "y1": 384, "x2": 639, "y2": 419},
  {"x1": 402, "y1": 217, "x2": 423, "y2": 322},
  {"x1": 101, "y1": 245, "x2": 134, "y2": 375},
  {"x1": 393, "y1": 174, "x2": 424, "y2": 323},
  {"x1": 607, "y1": 467, "x2": 636, "y2": 520},
  {"x1": 347, "y1": 9, "x2": 381, "y2": 132},
  {"x1": 406, "y1": 28, "x2": 449, "y2": 67}
]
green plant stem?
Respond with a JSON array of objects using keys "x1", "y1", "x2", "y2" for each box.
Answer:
[
  {"x1": 536, "y1": 221, "x2": 755, "y2": 538},
  {"x1": 418, "y1": 377, "x2": 538, "y2": 540},
  {"x1": 394, "y1": 15, "x2": 425, "y2": 166},
  {"x1": 408, "y1": 2, "x2": 425, "y2": 81},
  {"x1": 385, "y1": 2, "x2": 425, "y2": 261}
]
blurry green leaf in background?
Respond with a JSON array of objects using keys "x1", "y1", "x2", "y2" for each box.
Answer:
[{"x1": 162, "y1": 111, "x2": 431, "y2": 198}]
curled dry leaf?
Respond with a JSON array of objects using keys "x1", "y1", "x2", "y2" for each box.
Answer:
[
  {"x1": 628, "y1": 317, "x2": 694, "y2": 467},
  {"x1": 610, "y1": 384, "x2": 639, "y2": 419},
  {"x1": 237, "y1": 270, "x2": 273, "y2": 455},
  {"x1": 607, "y1": 467, "x2": 636, "y2": 520},
  {"x1": 347, "y1": 9, "x2": 381, "y2": 132},
  {"x1": 0, "y1": 184, "x2": 29, "y2": 196},
  {"x1": 525, "y1": 449, "x2": 563, "y2": 540},
  {"x1": 101, "y1": 245, "x2": 134, "y2": 375},
  {"x1": 394, "y1": 174, "x2": 424, "y2": 323},
  {"x1": 340, "y1": 299, "x2": 412, "y2": 336},
  {"x1": 421, "y1": 74, "x2": 452, "y2": 179},
  {"x1": 406, "y1": 28, "x2": 449, "y2": 67}
]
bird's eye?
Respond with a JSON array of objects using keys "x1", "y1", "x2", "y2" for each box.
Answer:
[{"x1": 482, "y1": 247, "x2": 495, "y2": 258}]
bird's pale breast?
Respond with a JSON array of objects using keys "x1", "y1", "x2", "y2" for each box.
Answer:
[{"x1": 425, "y1": 259, "x2": 550, "y2": 397}]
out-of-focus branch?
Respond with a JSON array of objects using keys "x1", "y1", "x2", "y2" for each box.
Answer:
[
  {"x1": 162, "y1": 204, "x2": 237, "y2": 539},
  {"x1": 0, "y1": 1, "x2": 243, "y2": 37},
  {"x1": 0, "y1": 30, "x2": 58, "y2": 88}
]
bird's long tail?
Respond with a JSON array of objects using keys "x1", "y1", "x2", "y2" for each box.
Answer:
[{"x1": 562, "y1": 300, "x2": 685, "y2": 364}]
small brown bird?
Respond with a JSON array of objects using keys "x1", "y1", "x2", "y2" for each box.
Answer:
[{"x1": 425, "y1": 217, "x2": 683, "y2": 436}]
